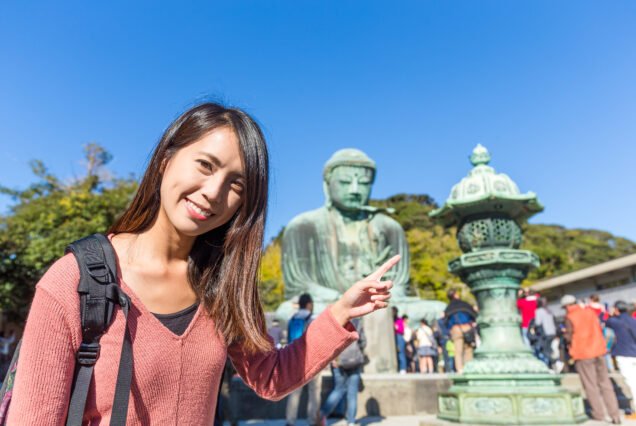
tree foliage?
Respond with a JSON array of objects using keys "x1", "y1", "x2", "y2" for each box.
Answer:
[
  {"x1": 258, "y1": 193, "x2": 636, "y2": 310},
  {"x1": 0, "y1": 144, "x2": 137, "y2": 319},
  {"x1": 259, "y1": 241, "x2": 285, "y2": 310},
  {"x1": 523, "y1": 224, "x2": 636, "y2": 281}
]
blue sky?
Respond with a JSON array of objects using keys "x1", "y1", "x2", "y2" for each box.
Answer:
[{"x1": 1, "y1": 1, "x2": 635, "y2": 244}]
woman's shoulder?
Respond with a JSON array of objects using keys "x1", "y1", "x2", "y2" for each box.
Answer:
[{"x1": 35, "y1": 252, "x2": 81, "y2": 308}]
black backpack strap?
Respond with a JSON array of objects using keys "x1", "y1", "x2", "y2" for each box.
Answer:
[{"x1": 64, "y1": 234, "x2": 132, "y2": 426}]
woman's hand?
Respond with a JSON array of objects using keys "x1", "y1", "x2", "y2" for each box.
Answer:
[{"x1": 330, "y1": 255, "x2": 400, "y2": 326}]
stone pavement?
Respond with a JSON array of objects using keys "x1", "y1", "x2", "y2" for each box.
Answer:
[{"x1": 229, "y1": 414, "x2": 636, "y2": 426}]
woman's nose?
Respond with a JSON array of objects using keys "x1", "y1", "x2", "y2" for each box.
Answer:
[{"x1": 202, "y1": 177, "x2": 225, "y2": 204}]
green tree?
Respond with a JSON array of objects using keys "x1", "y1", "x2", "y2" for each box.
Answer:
[
  {"x1": 0, "y1": 144, "x2": 137, "y2": 320},
  {"x1": 258, "y1": 240, "x2": 285, "y2": 311}
]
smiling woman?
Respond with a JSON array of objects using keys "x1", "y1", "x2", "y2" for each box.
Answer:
[
  {"x1": 6, "y1": 102, "x2": 399, "y2": 425},
  {"x1": 109, "y1": 104, "x2": 270, "y2": 353}
]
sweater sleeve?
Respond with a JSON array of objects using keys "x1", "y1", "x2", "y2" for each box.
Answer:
[
  {"x1": 6, "y1": 288, "x2": 77, "y2": 424},
  {"x1": 7, "y1": 255, "x2": 81, "y2": 425},
  {"x1": 227, "y1": 307, "x2": 358, "y2": 401}
]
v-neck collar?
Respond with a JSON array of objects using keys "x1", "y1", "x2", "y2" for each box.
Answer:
[
  {"x1": 108, "y1": 234, "x2": 203, "y2": 341},
  {"x1": 120, "y1": 278, "x2": 203, "y2": 341}
]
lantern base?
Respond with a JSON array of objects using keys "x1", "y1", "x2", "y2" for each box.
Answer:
[{"x1": 438, "y1": 374, "x2": 587, "y2": 424}]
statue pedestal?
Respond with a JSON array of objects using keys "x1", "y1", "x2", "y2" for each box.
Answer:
[
  {"x1": 438, "y1": 374, "x2": 587, "y2": 425},
  {"x1": 362, "y1": 308, "x2": 397, "y2": 374},
  {"x1": 435, "y1": 255, "x2": 586, "y2": 424}
]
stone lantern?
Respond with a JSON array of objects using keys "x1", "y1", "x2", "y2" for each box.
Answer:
[{"x1": 429, "y1": 145, "x2": 586, "y2": 424}]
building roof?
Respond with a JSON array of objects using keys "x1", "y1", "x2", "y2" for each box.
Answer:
[{"x1": 530, "y1": 253, "x2": 636, "y2": 292}]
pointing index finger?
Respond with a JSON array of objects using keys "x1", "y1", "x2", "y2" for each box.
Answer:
[{"x1": 367, "y1": 255, "x2": 401, "y2": 281}]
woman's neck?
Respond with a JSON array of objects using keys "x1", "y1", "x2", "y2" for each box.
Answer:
[
  {"x1": 119, "y1": 218, "x2": 195, "y2": 266},
  {"x1": 136, "y1": 228, "x2": 194, "y2": 263}
]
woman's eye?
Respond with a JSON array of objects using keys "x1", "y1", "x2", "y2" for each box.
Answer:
[
  {"x1": 231, "y1": 181, "x2": 245, "y2": 194},
  {"x1": 197, "y1": 160, "x2": 213, "y2": 171}
]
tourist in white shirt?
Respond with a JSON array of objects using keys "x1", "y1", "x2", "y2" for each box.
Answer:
[{"x1": 415, "y1": 319, "x2": 436, "y2": 374}]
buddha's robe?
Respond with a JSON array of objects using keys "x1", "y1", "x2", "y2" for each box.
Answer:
[{"x1": 282, "y1": 206, "x2": 409, "y2": 302}]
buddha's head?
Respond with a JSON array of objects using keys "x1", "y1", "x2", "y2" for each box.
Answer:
[{"x1": 323, "y1": 149, "x2": 376, "y2": 213}]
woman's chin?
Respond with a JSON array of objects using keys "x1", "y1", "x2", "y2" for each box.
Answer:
[{"x1": 170, "y1": 220, "x2": 212, "y2": 238}]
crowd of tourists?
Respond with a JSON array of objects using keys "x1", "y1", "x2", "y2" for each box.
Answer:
[
  {"x1": 277, "y1": 289, "x2": 479, "y2": 426},
  {"x1": 517, "y1": 288, "x2": 636, "y2": 424},
  {"x1": 393, "y1": 289, "x2": 478, "y2": 374}
]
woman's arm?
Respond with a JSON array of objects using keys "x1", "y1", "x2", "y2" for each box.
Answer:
[
  {"x1": 228, "y1": 255, "x2": 399, "y2": 400},
  {"x1": 7, "y1": 290, "x2": 77, "y2": 424},
  {"x1": 227, "y1": 307, "x2": 358, "y2": 400},
  {"x1": 7, "y1": 255, "x2": 80, "y2": 425}
]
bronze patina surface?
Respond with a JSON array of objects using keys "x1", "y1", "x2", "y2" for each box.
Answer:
[
  {"x1": 431, "y1": 145, "x2": 586, "y2": 424},
  {"x1": 277, "y1": 148, "x2": 445, "y2": 323}
]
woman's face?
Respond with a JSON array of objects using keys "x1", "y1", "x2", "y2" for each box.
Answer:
[{"x1": 158, "y1": 126, "x2": 245, "y2": 238}]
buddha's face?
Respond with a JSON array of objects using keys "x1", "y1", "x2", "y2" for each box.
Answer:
[{"x1": 327, "y1": 165, "x2": 374, "y2": 212}]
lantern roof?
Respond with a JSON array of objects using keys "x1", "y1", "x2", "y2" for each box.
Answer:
[{"x1": 430, "y1": 144, "x2": 543, "y2": 226}]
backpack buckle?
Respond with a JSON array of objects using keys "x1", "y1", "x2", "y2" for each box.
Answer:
[
  {"x1": 86, "y1": 261, "x2": 113, "y2": 284},
  {"x1": 77, "y1": 342, "x2": 100, "y2": 366}
]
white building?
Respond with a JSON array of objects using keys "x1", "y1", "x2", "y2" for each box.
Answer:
[{"x1": 530, "y1": 253, "x2": 636, "y2": 316}]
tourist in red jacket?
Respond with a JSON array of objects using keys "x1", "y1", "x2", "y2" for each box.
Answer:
[{"x1": 517, "y1": 288, "x2": 539, "y2": 346}]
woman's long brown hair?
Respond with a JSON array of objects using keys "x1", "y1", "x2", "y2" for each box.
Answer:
[{"x1": 109, "y1": 103, "x2": 270, "y2": 354}]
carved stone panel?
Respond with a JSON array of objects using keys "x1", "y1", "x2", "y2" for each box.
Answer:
[
  {"x1": 438, "y1": 395, "x2": 459, "y2": 415},
  {"x1": 463, "y1": 396, "x2": 513, "y2": 417},
  {"x1": 572, "y1": 395, "x2": 585, "y2": 416},
  {"x1": 521, "y1": 397, "x2": 566, "y2": 417}
]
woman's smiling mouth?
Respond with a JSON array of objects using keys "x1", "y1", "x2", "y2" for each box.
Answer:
[{"x1": 185, "y1": 198, "x2": 213, "y2": 220}]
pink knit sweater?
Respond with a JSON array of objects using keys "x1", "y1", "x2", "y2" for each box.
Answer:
[{"x1": 7, "y1": 254, "x2": 358, "y2": 425}]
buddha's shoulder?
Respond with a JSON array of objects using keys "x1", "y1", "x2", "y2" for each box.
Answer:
[{"x1": 286, "y1": 207, "x2": 330, "y2": 229}]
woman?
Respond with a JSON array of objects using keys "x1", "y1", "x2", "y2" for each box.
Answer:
[
  {"x1": 7, "y1": 103, "x2": 398, "y2": 424},
  {"x1": 415, "y1": 319, "x2": 436, "y2": 374}
]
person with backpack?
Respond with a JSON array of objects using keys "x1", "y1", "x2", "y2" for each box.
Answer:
[
  {"x1": 285, "y1": 293, "x2": 319, "y2": 426},
  {"x1": 317, "y1": 318, "x2": 366, "y2": 426},
  {"x1": 444, "y1": 289, "x2": 477, "y2": 374},
  {"x1": 2, "y1": 102, "x2": 400, "y2": 425}
]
